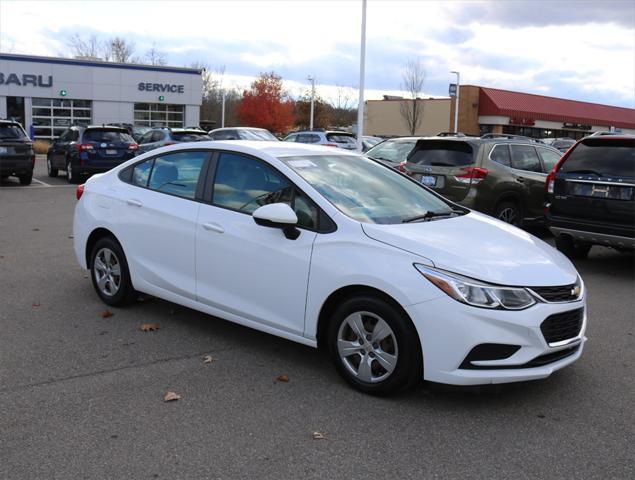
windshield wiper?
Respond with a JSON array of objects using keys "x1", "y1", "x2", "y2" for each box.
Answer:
[
  {"x1": 563, "y1": 169, "x2": 605, "y2": 176},
  {"x1": 402, "y1": 209, "x2": 464, "y2": 223}
]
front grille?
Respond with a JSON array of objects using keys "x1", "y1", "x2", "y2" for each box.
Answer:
[
  {"x1": 459, "y1": 345, "x2": 580, "y2": 370},
  {"x1": 531, "y1": 284, "x2": 578, "y2": 302},
  {"x1": 541, "y1": 308, "x2": 584, "y2": 344}
]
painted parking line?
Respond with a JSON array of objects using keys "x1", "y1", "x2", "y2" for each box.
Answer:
[{"x1": 32, "y1": 178, "x2": 52, "y2": 187}]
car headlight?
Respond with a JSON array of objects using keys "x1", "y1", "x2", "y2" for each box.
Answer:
[{"x1": 414, "y1": 264, "x2": 536, "y2": 310}]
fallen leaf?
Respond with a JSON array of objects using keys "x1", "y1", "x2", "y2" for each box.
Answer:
[
  {"x1": 101, "y1": 310, "x2": 114, "y2": 318},
  {"x1": 312, "y1": 431, "x2": 326, "y2": 440},
  {"x1": 276, "y1": 374, "x2": 289, "y2": 383},
  {"x1": 139, "y1": 323, "x2": 160, "y2": 332},
  {"x1": 164, "y1": 391, "x2": 181, "y2": 402},
  {"x1": 32, "y1": 302, "x2": 41, "y2": 307},
  {"x1": 203, "y1": 355, "x2": 216, "y2": 364}
]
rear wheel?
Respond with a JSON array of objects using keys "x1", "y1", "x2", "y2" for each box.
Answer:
[
  {"x1": 555, "y1": 235, "x2": 592, "y2": 259},
  {"x1": 327, "y1": 295, "x2": 422, "y2": 396},
  {"x1": 89, "y1": 236, "x2": 137, "y2": 306},
  {"x1": 495, "y1": 200, "x2": 522, "y2": 227},
  {"x1": 47, "y1": 155, "x2": 58, "y2": 177},
  {"x1": 18, "y1": 173, "x2": 33, "y2": 185},
  {"x1": 67, "y1": 158, "x2": 79, "y2": 184}
]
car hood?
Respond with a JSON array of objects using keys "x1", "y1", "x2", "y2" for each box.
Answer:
[{"x1": 361, "y1": 212, "x2": 577, "y2": 287}]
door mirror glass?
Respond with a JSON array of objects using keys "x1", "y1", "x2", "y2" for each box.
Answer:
[{"x1": 253, "y1": 203, "x2": 300, "y2": 239}]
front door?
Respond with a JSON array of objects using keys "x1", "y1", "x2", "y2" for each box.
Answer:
[
  {"x1": 195, "y1": 151, "x2": 318, "y2": 336},
  {"x1": 510, "y1": 144, "x2": 547, "y2": 219}
]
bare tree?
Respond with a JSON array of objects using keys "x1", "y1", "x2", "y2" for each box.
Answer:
[
  {"x1": 103, "y1": 37, "x2": 137, "y2": 63},
  {"x1": 145, "y1": 43, "x2": 167, "y2": 66},
  {"x1": 67, "y1": 34, "x2": 101, "y2": 59},
  {"x1": 399, "y1": 60, "x2": 426, "y2": 135}
]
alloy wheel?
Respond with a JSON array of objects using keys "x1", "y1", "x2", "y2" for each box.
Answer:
[
  {"x1": 94, "y1": 247, "x2": 122, "y2": 297},
  {"x1": 498, "y1": 207, "x2": 518, "y2": 225},
  {"x1": 337, "y1": 311, "x2": 398, "y2": 383}
]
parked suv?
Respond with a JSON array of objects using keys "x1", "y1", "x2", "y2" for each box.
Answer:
[
  {"x1": 137, "y1": 128, "x2": 210, "y2": 154},
  {"x1": 404, "y1": 134, "x2": 563, "y2": 226},
  {"x1": 0, "y1": 120, "x2": 34, "y2": 185},
  {"x1": 546, "y1": 135, "x2": 634, "y2": 258},
  {"x1": 47, "y1": 125, "x2": 138, "y2": 183},
  {"x1": 284, "y1": 130, "x2": 357, "y2": 150}
]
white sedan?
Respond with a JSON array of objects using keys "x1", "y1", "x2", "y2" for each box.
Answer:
[{"x1": 73, "y1": 141, "x2": 586, "y2": 395}]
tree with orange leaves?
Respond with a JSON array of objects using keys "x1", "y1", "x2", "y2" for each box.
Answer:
[{"x1": 236, "y1": 72, "x2": 296, "y2": 134}]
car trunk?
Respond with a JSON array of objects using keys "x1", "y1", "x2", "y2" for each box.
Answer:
[
  {"x1": 404, "y1": 140, "x2": 478, "y2": 202},
  {"x1": 82, "y1": 129, "x2": 135, "y2": 167},
  {"x1": 0, "y1": 138, "x2": 34, "y2": 170},
  {"x1": 552, "y1": 138, "x2": 634, "y2": 228}
]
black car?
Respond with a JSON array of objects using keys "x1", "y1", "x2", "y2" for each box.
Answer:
[
  {"x1": 47, "y1": 125, "x2": 138, "y2": 183},
  {"x1": 546, "y1": 135, "x2": 635, "y2": 258},
  {"x1": 0, "y1": 120, "x2": 35, "y2": 185}
]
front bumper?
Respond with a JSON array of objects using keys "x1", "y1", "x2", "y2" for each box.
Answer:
[{"x1": 405, "y1": 295, "x2": 586, "y2": 386}]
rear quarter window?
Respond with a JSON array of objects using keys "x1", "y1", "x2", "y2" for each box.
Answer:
[
  {"x1": 489, "y1": 144, "x2": 511, "y2": 167},
  {"x1": 561, "y1": 139, "x2": 635, "y2": 178},
  {"x1": 408, "y1": 141, "x2": 474, "y2": 167}
]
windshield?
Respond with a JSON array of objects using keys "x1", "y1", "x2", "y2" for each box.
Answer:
[
  {"x1": 366, "y1": 140, "x2": 416, "y2": 163},
  {"x1": 0, "y1": 124, "x2": 27, "y2": 140},
  {"x1": 282, "y1": 155, "x2": 455, "y2": 224},
  {"x1": 561, "y1": 139, "x2": 634, "y2": 177},
  {"x1": 238, "y1": 129, "x2": 278, "y2": 141},
  {"x1": 84, "y1": 129, "x2": 134, "y2": 143},
  {"x1": 172, "y1": 132, "x2": 209, "y2": 142}
]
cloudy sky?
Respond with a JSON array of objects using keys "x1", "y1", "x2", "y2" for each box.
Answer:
[{"x1": 1, "y1": 0, "x2": 634, "y2": 107}]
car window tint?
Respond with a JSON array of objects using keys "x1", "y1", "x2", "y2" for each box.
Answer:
[
  {"x1": 326, "y1": 133, "x2": 355, "y2": 143},
  {"x1": 284, "y1": 134, "x2": 297, "y2": 142},
  {"x1": 139, "y1": 131, "x2": 154, "y2": 144},
  {"x1": 0, "y1": 124, "x2": 27, "y2": 139},
  {"x1": 537, "y1": 147, "x2": 562, "y2": 172},
  {"x1": 489, "y1": 145, "x2": 511, "y2": 167},
  {"x1": 212, "y1": 130, "x2": 238, "y2": 140},
  {"x1": 83, "y1": 129, "x2": 133, "y2": 143},
  {"x1": 151, "y1": 131, "x2": 165, "y2": 142},
  {"x1": 71, "y1": 130, "x2": 80, "y2": 141},
  {"x1": 147, "y1": 151, "x2": 206, "y2": 199},
  {"x1": 510, "y1": 145, "x2": 542, "y2": 172},
  {"x1": 171, "y1": 132, "x2": 208, "y2": 142},
  {"x1": 560, "y1": 139, "x2": 635, "y2": 177},
  {"x1": 408, "y1": 141, "x2": 474, "y2": 167},
  {"x1": 366, "y1": 140, "x2": 416, "y2": 163},
  {"x1": 212, "y1": 152, "x2": 317, "y2": 229},
  {"x1": 133, "y1": 158, "x2": 154, "y2": 187},
  {"x1": 297, "y1": 134, "x2": 315, "y2": 143},
  {"x1": 59, "y1": 130, "x2": 71, "y2": 141}
]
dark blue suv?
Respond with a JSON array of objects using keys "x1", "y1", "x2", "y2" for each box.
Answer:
[{"x1": 47, "y1": 126, "x2": 138, "y2": 183}]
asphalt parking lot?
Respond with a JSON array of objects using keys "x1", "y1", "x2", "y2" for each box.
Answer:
[{"x1": 1, "y1": 157, "x2": 634, "y2": 479}]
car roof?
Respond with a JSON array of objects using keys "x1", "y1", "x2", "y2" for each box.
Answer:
[{"x1": 0, "y1": 120, "x2": 21, "y2": 126}]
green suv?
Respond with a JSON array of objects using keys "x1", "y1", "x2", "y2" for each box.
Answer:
[{"x1": 403, "y1": 134, "x2": 562, "y2": 226}]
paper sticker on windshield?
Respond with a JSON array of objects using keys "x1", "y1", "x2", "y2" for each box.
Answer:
[{"x1": 287, "y1": 159, "x2": 317, "y2": 168}]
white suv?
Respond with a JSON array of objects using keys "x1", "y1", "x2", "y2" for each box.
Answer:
[
  {"x1": 284, "y1": 130, "x2": 356, "y2": 150},
  {"x1": 73, "y1": 141, "x2": 586, "y2": 395}
]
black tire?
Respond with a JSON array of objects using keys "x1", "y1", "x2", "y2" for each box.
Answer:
[
  {"x1": 47, "y1": 155, "x2": 58, "y2": 177},
  {"x1": 89, "y1": 236, "x2": 138, "y2": 307},
  {"x1": 555, "y1": 235, "x2": 592, "y2": 259},
  {"x1": 67, "y1": 158, "x2": 79, "y2": 184},
  {"x1": 18, "y1": 173, "x2": 33, "y2": 185},
  {"x1": 326, "y1": 295, "x2": 423, "y2": 396},
  {"x1": 494, "y1": 200, "x2": 523, "y2": 227}
]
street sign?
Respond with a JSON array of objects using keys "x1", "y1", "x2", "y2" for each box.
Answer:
[{"x1": 449, "y1": 83, "x2": 457, "y2": 97}]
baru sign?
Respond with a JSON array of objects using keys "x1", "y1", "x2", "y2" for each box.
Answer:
[{"x1": 0, "y1": 73, "x2": 53, "y2": 87}]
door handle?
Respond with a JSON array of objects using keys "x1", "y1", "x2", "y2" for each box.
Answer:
[
  {"x1": 126, "y1": 199, "x2": 143, "y2": 207},
  {"x1": 202, "y1": 222, "x2": 225, "y2": 234},
  {"x1": 515, "y1": 176, "x2": 525, "y2": 183}
]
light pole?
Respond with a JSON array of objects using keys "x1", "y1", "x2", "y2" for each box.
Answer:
[
  {"x1": 356, "y1": 0, "x2": 367, "y2": 152},
  {"x1": 307, "y1": 75, "x2": 315, "y2": 131},
  {"x1": 221, "y1": 89, "x2": 226, "y2": 128},
  {"x1": 451, "y1": 70, "x2": 460, "y2": 133}
]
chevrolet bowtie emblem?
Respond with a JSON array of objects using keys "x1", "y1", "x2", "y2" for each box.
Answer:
[{"x1": 571, "y1": 286, "x2": 581, "y2": 296}]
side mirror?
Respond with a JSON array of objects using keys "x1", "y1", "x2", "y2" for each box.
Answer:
[{"x1": 252, "y1": 203, "x2": 300, "y2": 240}]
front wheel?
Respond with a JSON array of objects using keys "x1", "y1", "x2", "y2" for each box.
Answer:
[
  {"x1": 90, "y1": 236, "x2": 138, "y2": 306},
  {"x1": 327, "y1": 295, "x2": 422, "y2": 396},
  {"x1": 47, "y1": 155, "x2": 58, "y2": 177}
]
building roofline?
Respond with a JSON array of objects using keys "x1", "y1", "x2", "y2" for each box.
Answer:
[
  {"x1": 365, "y1": 97, "x2": 450, "y2": 102},
  {"x1": 0, "y1": 52, "x2": 202, "y2": 75}
]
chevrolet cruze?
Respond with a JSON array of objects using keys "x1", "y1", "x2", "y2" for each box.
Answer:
[{"x1": 73, "y1": 141, "x2": 586, "y2": 395}]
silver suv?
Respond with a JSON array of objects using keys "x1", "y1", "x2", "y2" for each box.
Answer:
[
  {"x1": 137, "y1": 128, "x2": 210, "y2": 154},
  {"x1": 284, "y1": 130, "x2": 356, "y2": 150}
]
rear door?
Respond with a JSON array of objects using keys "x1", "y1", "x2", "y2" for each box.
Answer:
[
  {"x1": 82, "y1": 128, "x2": 135, "y2": 168},
  {"x1": 552, "y1": 138, "x2": 635, "y2": 229},
  {"x1": 405, "y1": 140, "x2": 477, "y2": 202},
  {"x1": 509, "y1": 144, "x2": 546, "y2": 218}
]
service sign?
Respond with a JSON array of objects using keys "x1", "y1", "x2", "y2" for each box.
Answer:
[{"x1": 138, "y1": 82, "x2": 185, "y2": 93}]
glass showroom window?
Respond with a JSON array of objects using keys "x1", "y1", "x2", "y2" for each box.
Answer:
[
  {"x1": 133, "y1": 103, "x2": 184, "y2": 128},
  {"x1": 31, "y1": 98, "x2": 92, "y2": 139}
]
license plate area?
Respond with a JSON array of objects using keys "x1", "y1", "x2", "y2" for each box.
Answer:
[
  {"x1": 568, "y1": 181, "x2": 633, "y2": 200},
  {"x1": 105, "y1": 149, "x2": 118, "y2": 155},
  {"x1": 420, "y1": 175, "x2": 437, "y2": 187}
]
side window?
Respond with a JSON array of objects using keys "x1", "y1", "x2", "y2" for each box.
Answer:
[
  {"x1": 151, "y1": 131, "x2": 166, "y2": 142},
  {"x1": 537, "y1": 147, "x2": 562, "y2": 172},
  {"x1": 132, "y1": 158, "x2": 154, "y2": 187},
  {"x1": 139, "y1": 131, "x2": 154, "y2": 144},
  {"x1": 489, "y1": 145, "x2": 511, "y2": 167},
  {"x1": 310, "y1": 134, "x2": 321, "y2": 143},
  {"x1": 297, "y1": 134, "x2": 313, "y2": 143},
  {"x1": 510, "y1": 145, "x2": 542, "y2": 172},
  {"x1": 211, "y1": 130, "x2": 236, "y2": 140},
  {"x1": 284, "y1": 134, "x2": 297, "y2": 142},
  {"x1": 212, "y1": 152, "x2": 318, "y2": 229},
  {"x1": 147, "y1": 151, "x2": 206, "y2": 199},
  {"x1": 59, "y1": 130, "x2": 71, "y2": 141},
  {"x1": 71, "y1": 130, "x2": 80, "y2": 141}
]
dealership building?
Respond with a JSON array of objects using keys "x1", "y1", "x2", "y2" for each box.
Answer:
[{"x1": 0, "y1": 53, "x2": 202, "y2": 140}]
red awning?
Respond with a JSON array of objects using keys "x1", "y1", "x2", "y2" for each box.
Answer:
[{"x1": 478, "y1": 87, "x2": 635, "y2": 129}]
